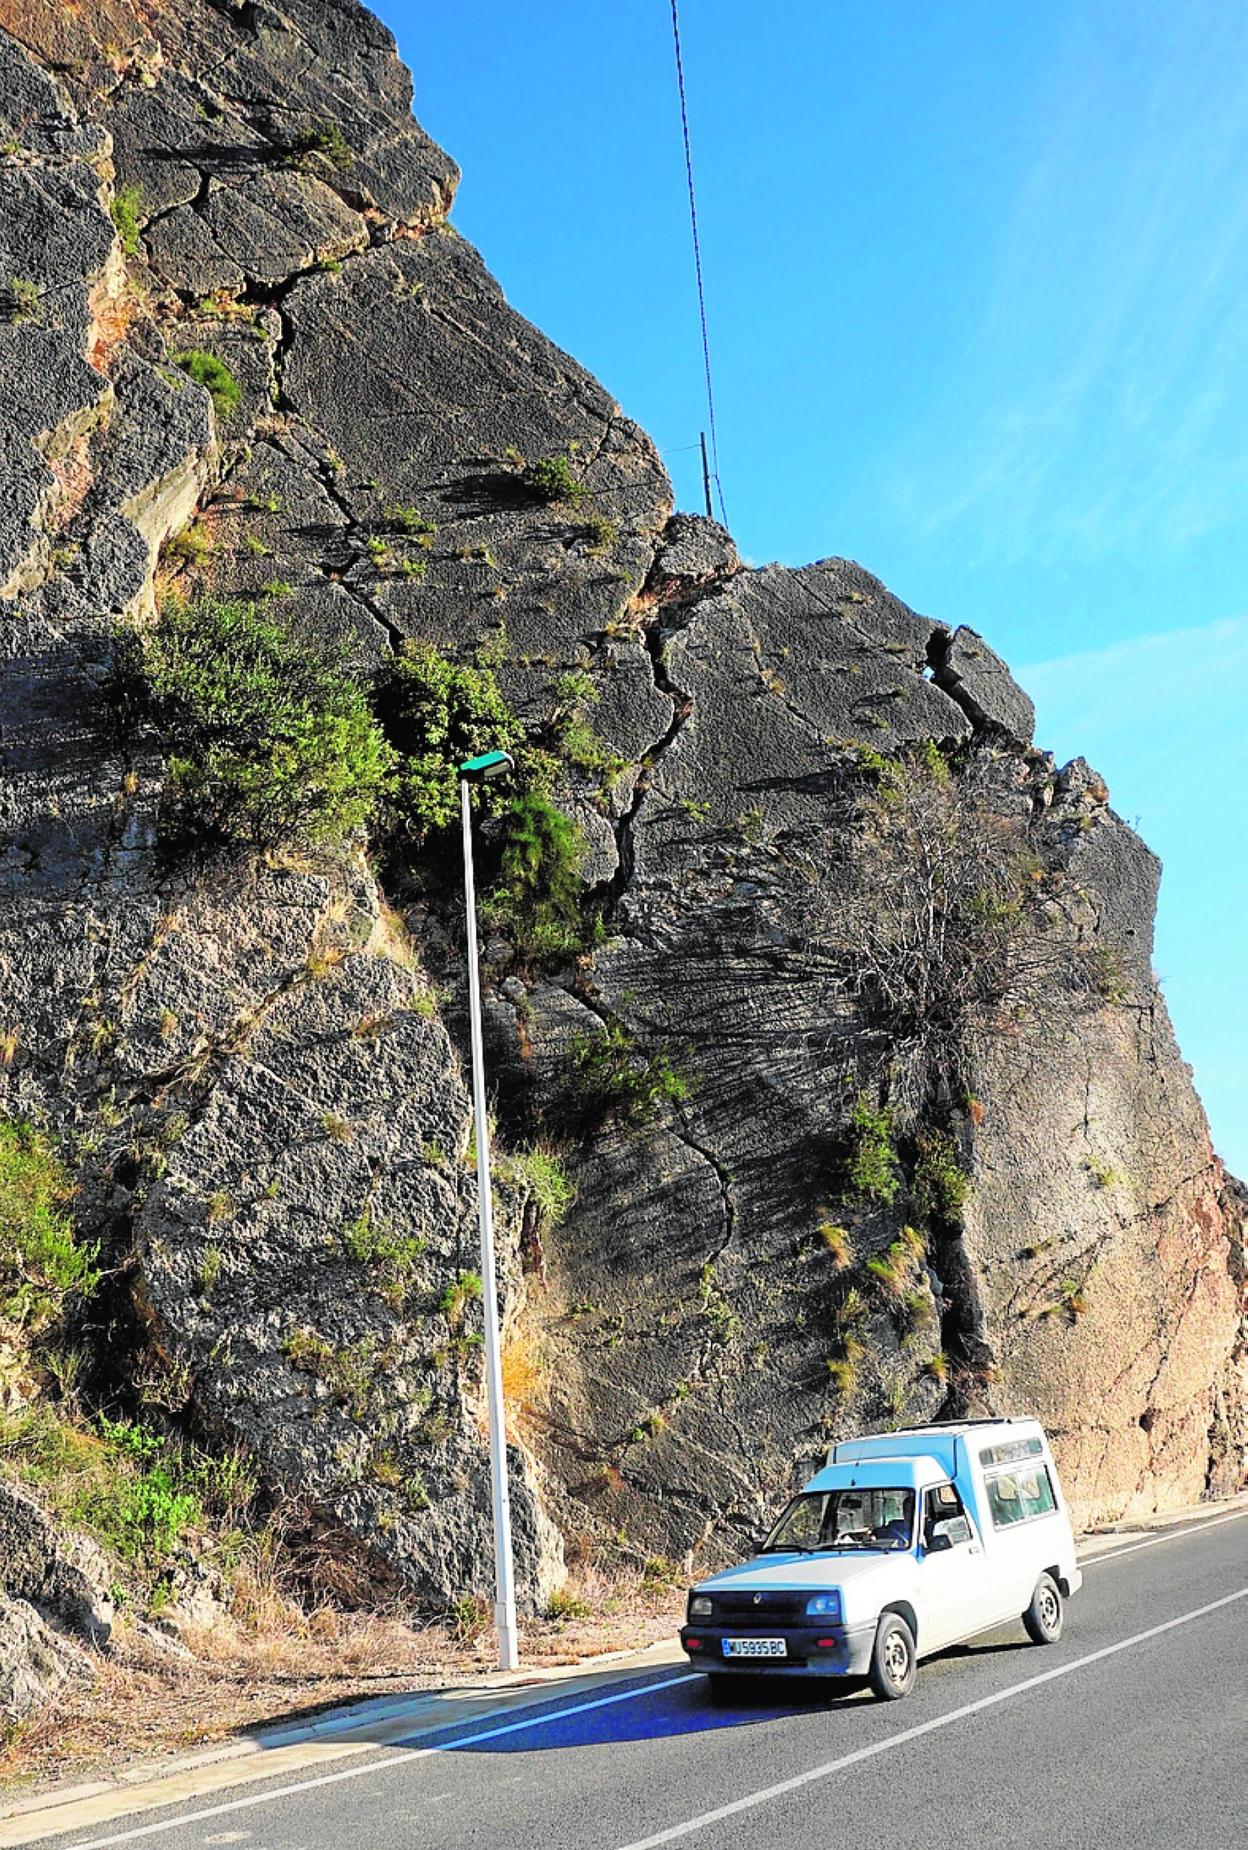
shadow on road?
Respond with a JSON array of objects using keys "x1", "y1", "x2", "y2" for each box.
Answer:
[{"x1": 439, "y1": 1673, "x2": 873, "y2": 1754}]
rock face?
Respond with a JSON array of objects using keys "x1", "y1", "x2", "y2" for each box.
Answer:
[
  {"x1": 0, "y1": 1482, "x2": 115, "y2": 1644},
  {"x1": 0, "y1": 0, "x2": 1243, "y2": 1662}
]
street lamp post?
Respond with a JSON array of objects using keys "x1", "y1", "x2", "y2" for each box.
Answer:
[{"x1": 458, "y1": 750, "x2": 519, "y2": 1671}]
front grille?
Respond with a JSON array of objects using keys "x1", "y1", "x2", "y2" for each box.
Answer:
[{"x1": 714, "y1": 1591, "x2": 807, "y2": 1624}]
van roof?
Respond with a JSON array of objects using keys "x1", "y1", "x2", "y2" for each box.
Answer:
[
  {"x1": 829, "y1": 1418, "x2": 1044, "y2": 1466},
  {"x1": 801, "y1": 1455, "x2": 949, "y2": 1495}
]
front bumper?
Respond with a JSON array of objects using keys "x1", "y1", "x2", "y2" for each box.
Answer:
[{"x1": 679, "y1": 1623, "x2": 875, "y2": 1678}]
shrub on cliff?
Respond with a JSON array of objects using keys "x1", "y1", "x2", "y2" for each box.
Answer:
[
  {"x1": 168, "y1": 349, "x2": 242, "y2": 421},
  {"x1": 807, "y1": 747, "x2": 1108, "y2": 1119},
  {"x1": 483, "y1": 790, "x2": 592, "y2": 963},
  {"x1": 0, "y1": 1120, "x2": 98, "y2": 1335},
  {"x1": 373, "y1": 639, "x2": 524, "y2": 843},
  {"x1": 108, "y1": 597, "x2": 394, "y2": 852}
]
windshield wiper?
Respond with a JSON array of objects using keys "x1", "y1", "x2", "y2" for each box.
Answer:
[{"x1": 811, "y1": 1540, "x2": 893, "y2": 1552}]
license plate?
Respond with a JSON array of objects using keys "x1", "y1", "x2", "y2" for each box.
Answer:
[{"x1": 722, "y1": 1637, "x2": 787, "y2": 1658}]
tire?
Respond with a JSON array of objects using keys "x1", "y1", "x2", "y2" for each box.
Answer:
[
  {"x1": 704, "y1": 1674, "x2": 737, "y2": 1705},
  {"x1": 1022, "y1": 1572, "x2": 1064, "y2": 1645},
  {"x1": 868, "y1": 1613, "x2": 917, "y2": 1701}
]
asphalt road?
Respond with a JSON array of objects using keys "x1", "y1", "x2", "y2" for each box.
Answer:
[{"x1": 49, "y1": 1508, "x2": 1247, "y2": 1850}]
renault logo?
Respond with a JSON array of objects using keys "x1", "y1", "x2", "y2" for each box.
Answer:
[{"x1": 752, "y1": 1593, "x2": 762, "y2": 1605}]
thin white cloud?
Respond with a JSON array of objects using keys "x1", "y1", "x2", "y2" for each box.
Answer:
[
  {"x1": 1018, "y1": 613, "x2": 1248, "y2": 749},
  {"x1": 885, "y1": 0, "x2": 1248, "y2": 567}
]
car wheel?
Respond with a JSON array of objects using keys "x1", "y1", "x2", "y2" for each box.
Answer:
[
  {"x1": 704, "y1": 1674, "x2": 736, "y2": 1704},
  {"x1": 1022, "y1": 1573, "x2": 1064, "y2": 1645},
  {"x1": 868, "y1": 1613, "x2": 917, "y2": 1701}
]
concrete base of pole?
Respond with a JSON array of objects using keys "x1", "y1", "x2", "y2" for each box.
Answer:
[{"x1": 496, "y1": 1609, "x2": 519, "y2": 1672}]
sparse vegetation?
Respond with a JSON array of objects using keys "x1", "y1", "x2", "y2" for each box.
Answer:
[
  {"x1": 0, "y1": 1119, "x2": 99, "y2": 1335},
  {"x1": 382, "y1": 504, "x2": 437, "y2": 543},
  {"x1": 164, "y1": 517, "x2": 213, "y2": 564},
  {"x1": 282, "y1": 1328, "x2": 380, "y2": 1417},
  {"x1": 110, "y1": 184, "x2": 144, "y2": 255},
  {"x1": 1040, "y1": 1278, "x2": 1088, "y2": 1323},
  {"x1": 9, "y1": 277, "x2": 42, "y2": 324},
  {"x1": 583, "y1": 513, "x2": 617, "y2": 556},
  {"x1": 169, "y1": 350, "x2": 242, "y2": 421},
  {"x1": 285, "y1": 121, "x2": 353, "y2": 170},
  {"x1": 496, "y1": 1144, "x2": 577, "y2": 1228},
  {"x1": 912, "y1": 1130, "x2": 970, "y2": 1228},
  {"x1": 343, "y1": 1211, "x2": 426, "y2": 1309},
  {"x1": 568, "y1": 1022, "x2": 693, "y2": 1127},
  {"x1": 845, "y1": 1094, "x2": 899, "y2": 1203},
  {"x1": 816, "y1": 1214, "x2": 853, "y2": 1269},
  {"x1": 806, "y1": 746, "x2": 1117, "y2": 1121},
  {"x1": 1085, "y1": 1155, "x2": 1127, "y2": 1189},
  {"x1": 523, "y1": 452, "x2": 588, "y2": 506},
  {"x1": 865, "y1": 1225, "x2": 925, "y2": 1297},
  {"x1": 439, "y1": 1271, "x2": 483, "y2": 1328}
]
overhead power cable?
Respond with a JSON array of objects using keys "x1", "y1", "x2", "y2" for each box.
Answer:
[{"x1": 669, "y1": 0, "x2": 729, "y2": 530}]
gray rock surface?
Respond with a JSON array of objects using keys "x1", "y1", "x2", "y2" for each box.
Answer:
[
  {"x1": 0, "y1": 0, "x2": 1241, "y2": 1695},
  {"x1": 0, "y1": 1482, "x2": 114, "y2": 1643},
  {"x1": 0, "y1": 1592, "x2": 85, "y2": 1727}
]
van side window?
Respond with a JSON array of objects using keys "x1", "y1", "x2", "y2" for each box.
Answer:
[
  {"x1": 922, "y1": 1482, "x2": 968, "y2": 1547},
  {"x1": 985, "y1": 1465, "x2": 1056, "y2": 1528}
]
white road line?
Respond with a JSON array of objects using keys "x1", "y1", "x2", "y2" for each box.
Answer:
[
  {"x1": 61, "y1": 1674, "x2": 700, "y2": 1850},
  {"x1": 613, "y1": 1587, "x2": 1248, "y2": 1850},
  {"x1": 1081, "y1": 1504, "x2": 1248, "y2": 1567}
]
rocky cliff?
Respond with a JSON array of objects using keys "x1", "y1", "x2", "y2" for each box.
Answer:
[{"x1": 0, "y1": 0, "x2": 1243, "y2": 1718}]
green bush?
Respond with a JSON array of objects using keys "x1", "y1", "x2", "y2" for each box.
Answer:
[
  {"x1": 373, "y1": 640, "x2": 523, "y2": 843},
  {"x1": 286, "y1": 121, "x2": 353, "y2": 170},
  {"x1": 912, "y1": 1131, "x2": 970, "y2": 1227},
  {"x1": 496, "y1": 1145, "x2": 577, "y2": 1228},
  {"x1": 110, "y1": 184, "x2": 143, "y2": 256},
  {"x1": 484, "y1": 791, "x2": 590, "y2": 962},
  {"x1": 76, "y1": 1418, "x2": 202, "y2": 1564},
  {"x1": 169, "y1": 349, "x2": 242, "y2": 421},
  {"x1": 108, "y1": 597, "x2": 394, "y2": 851},
  {"x1": 0, "y1": 1119, "x2": 98, "y2": 1334},
  {"x1": 523, "y1": 453, "x2": 588, "y2": 506},
  {"x1": 568, "y1": 1023, "x2": 693, "y2": 1127},
  {"x1": 845, "y1": 1094, "x2": 899, "y2": 1203}
]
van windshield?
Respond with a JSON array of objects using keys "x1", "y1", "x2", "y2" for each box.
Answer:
[{"x1": 761, "y1": 1488, "x2": 915, "y2": 1553}]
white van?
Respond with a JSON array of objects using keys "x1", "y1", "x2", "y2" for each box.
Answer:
[{"x1": 680, "y1": 1418, "x2": 1081, "y2": 1700}]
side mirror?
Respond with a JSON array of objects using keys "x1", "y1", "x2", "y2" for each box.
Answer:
[{"x1": 929, "y1": 1515, "x2": 971, "y2": 1551}]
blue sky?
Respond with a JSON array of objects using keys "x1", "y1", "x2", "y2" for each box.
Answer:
[{"x1": 380, "y1": 0, "x2": 1247, "y2": 1174}]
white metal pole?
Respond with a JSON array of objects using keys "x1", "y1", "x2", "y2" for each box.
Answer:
[{"x1": 459, "y1": 776, "x2": 519, "y2": 1672}]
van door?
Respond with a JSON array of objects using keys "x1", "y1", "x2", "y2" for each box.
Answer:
[
  {"x1": 916, "y1": 1482, "x2": 985, "y2": 1651},
  {"x1": 981, "y1": 1460, "x2": 1063, "y2": 1617}
]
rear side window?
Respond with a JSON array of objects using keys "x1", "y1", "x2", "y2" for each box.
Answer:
[{"x1": 985, "y1": 1464, "x2": 1056, "y2": 1528}]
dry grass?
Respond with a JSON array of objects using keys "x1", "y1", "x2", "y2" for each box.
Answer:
[{"x1": 0, "y1": 1559, "x2": 684, "y2": 1800}]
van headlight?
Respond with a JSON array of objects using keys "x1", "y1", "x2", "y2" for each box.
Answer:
[
  {"x1": 688, "y1": 1595, "x2": 714, "y2": 1620},
  {"x1": 805, "y1": 1591, "x2": 843, "y2": 1622}
]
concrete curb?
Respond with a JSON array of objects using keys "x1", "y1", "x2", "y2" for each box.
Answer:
[{"x1": 6, "y1": 1494, "x2": 1246, "y2": 1844}]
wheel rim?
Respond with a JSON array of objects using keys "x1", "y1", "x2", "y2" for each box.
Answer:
[
  {"x1": 1038, "y1": 1586, "x2": 1059, "y2": 1632},
  {"x1": 883, "y1": 1630, "x2": 910, "y2": 1685}
]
